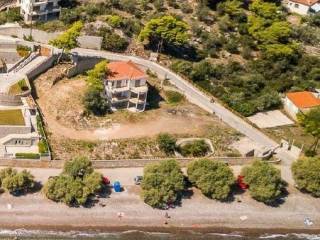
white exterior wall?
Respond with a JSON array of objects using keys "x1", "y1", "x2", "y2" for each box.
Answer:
[
  {"x1": 284, "y1": 97, "x2": 300, "y2": 120},
  {"x1": 287, "y1": 1, "x2": 311, "y2": 15},
  {"x1": 20, "y1": 0, "x2": 60, "y2": 23},
  {"x1": 129, "y1": 78, "x2": 147, "y2": 88}
]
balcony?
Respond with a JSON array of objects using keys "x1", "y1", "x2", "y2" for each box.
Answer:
[{"x1": 130, "y1": 85, "x2": 148, "y2": 94}]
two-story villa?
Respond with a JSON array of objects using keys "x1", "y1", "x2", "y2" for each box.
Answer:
[
  {"x1": 104, "y1": 61, "x2": 148, "y2": 112},
  {"x1": 19, "y1": 0, "x2": 61, "y2": 23}
]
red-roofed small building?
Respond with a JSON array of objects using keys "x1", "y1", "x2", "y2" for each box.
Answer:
[
  {"x1": 284, "y1": 91, "x2": 320, "y2": 119},
  {"x1": 286, "y1": 0, "x2": 320, "y2": 15},
  {"x1": 104, "y1": 61, "x2": 148, "y2": 112}
]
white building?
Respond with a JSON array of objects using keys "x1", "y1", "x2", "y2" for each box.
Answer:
[
  {"x1": 104, "y1": 61, "x2": 148, "y2": 112},
  {"x1": 18, "y1": 0, "x2": 61, "y2": 23},
  {"x1": 284, "y1": 91, "x2": 320, "y2": 120},
  {"x1": 287, "y1": 0, "x2": 320, "y2": 15}
]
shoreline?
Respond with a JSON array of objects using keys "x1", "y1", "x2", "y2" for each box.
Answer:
[{"x1": 0, "y1": 224, "x2": 320, "y2": 237}]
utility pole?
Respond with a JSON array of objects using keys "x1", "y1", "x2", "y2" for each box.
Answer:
[{"x1": 29, "y1": 0, "x2": 33, "y2": 40}]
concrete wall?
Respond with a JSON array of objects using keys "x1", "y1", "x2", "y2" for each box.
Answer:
[
  {"x1": 287, "y1": 1, "x2": 310, "y2": 15},
  {"x1": 25, "y1": 55, "x2": 56, "y2": 80},
  {"x1": 0, "y1": 93, "x2": 23, "y2": 106},
  {"x1": 0, "y1": 24, "x2": 103, "y2": 50},
  {"x1": 0, "y1": 126, "x2": 31, "y2": 139},
  {"x1": 67, "y1": 54, "x2": 103, "y2": 77},
  {"x1": 283, "y1": 97, "x2": 299, "y2": 120},
  {"x1": 78, "y1": 35, "x2": 102, "y2": 50}
]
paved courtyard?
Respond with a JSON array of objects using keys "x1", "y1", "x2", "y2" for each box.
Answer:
[{"x1": 247, "y1": 110, "x2": 294, "y2": 128}]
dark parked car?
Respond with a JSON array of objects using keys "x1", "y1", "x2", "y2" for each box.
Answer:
[{"x1": 134, "y1": 176, "x2": 143, "y2": 185}]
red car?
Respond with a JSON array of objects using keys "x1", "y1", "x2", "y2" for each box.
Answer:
[
  {"x1": 102, "y1": 176, "x2": 110, "y2": 185},
  {"x1": 237, "y1": 175, "x2": 249, "y2": 190}
]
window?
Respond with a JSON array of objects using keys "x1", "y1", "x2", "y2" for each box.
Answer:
[
  {"x1": 294, "y1": 3, "x2": 299, "y2": 8},
  {"x1": 135, "y1": 79, "x2": 141, "y2": 87}
]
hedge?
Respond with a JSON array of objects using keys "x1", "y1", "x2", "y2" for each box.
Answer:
[{"x1": 15, "y1": 153, "x2": 40, "y2": 159}]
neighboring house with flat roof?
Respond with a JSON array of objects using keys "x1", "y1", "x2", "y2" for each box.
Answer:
[
  {"x1": 286, "y1": 0, "x2": 320, "y2": 15},
  {"x1": 104, "y1": 61, "x2": 148, "y2": 112},
  {"x1": 0, "y1": 105, "x2": 39, "y2": 158},
  {"x1": 284, "y1": 91, "x2": 320, "y2": 119}
]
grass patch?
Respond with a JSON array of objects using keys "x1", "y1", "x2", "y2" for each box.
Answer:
[
  {"x1": 165, "y1": 90, "x2": 185, "y2": 105},
  {"x1": 0, "y1": 110, "x2": 25, "y2": 125},
  {"x1": 8, "y1": 79, "x2": 29, "y2": 95}
]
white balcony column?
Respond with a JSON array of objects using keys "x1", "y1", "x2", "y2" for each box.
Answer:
[
  {"x1": 143, "y1": 91, "x2": 148, "y2": 111},
  {"x1": 136, "y1": 92, "x2": 140, "y2": 110}
]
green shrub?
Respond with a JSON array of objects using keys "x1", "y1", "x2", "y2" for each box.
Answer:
[
  {"x1": 179, "y1": 140, "x2": 210, "y2": 157},
  {"x1": 141, "y1": 159, "x2": 185, "y2": 208},
  {"x1": 187, "y1": 159, "x2": 235, "y2": 200},
  {"x1": 157, "y1": 133, "x2": 177, "y2": 155},
  {"x1": 0, "y1": 168, "x2": 35, "y2": 194},
  {"x1": 38, "y1": 140, "x2": 48, "y2": 154},
  {"x1": 242, "y1": 161, "x2": 285, "y2": 204},
  {"x1": 43, "y1": 157, "x2": 102, "y2": 206},
  {"x1": 292, "y1": 157, "x2": 320, "y2": 197},
  {"x1": 15, "y1": 153, "x2": 40, "y2": 159},
  {"x1": 165, "y1": 91, "x2": 185, "y2": 105}
]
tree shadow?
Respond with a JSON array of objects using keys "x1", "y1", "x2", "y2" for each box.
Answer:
[
  {"x1": 84, "y1": 185, "x2": 112, "y2": 208},
  {"x1": 10, "y1": 181, "x2": 43, "y2": 197},
  {"x1": 264, "y1": 188, "x2": 289, "y2": 208},
  {"x1": 145, "y1": 43, "x2": 205, "y2": 62}
]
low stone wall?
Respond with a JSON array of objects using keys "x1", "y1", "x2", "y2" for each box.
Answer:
[{"x1": 0, "y1": 157, "x2": 261, "y2": 168}]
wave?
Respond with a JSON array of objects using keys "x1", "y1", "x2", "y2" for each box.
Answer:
[{"x1": 0, "y1": 228, "x2": 319, "y2": 240}]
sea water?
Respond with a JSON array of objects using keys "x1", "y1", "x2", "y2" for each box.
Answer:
[{"x1": 0, "y1": 229, "x2": 319, "y2": 240}]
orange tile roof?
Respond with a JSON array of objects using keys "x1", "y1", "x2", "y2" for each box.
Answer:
[
  {"x1": 107, "y1": 61, "x2": 146, "y2": 81},
  {"x1": 289, "y1": 0, "x2": 319, "y2": 6},
  {"x1": 286, "y1": 91, "x2": 320, "y2": 108}
]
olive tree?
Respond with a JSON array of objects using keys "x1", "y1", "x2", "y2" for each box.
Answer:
[
  {"x1": 49, "y1": 21, "x2": 83, "y2": 62},
  {"x1": 292, "y1": 157, "x2": 320, "y2": 197},
  {"x1": 84, "y1": 60, "x2": 110, "y2": 115},
  {"x1": 187, "y1": 159, "x2": 235, "y2": 200},
  {"x1": 241, "y1": 161, "x2": 285, "y2": 204},
  {"x1": 141, "y1": 159, "x2": 185, "y2": 208},
  {"x1": 0, "y1": 168, "x2": 35, "y2": 195},
  {"x1": 43, "y1": 157, "x2": 102, "y2": 206}
]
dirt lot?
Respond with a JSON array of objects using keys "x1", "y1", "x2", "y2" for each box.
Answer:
[{"x1": 32, "y1": 65, "x2": 240, "y2": 160}]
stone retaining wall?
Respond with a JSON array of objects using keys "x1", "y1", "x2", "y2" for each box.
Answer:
[{"x1": 0, "y1": 157, "x2": 267, "y2": 169}]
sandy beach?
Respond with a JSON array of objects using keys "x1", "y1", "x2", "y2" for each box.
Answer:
[{"x1": 0, "y1": 176, "x2": 319, "y2": 235}]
